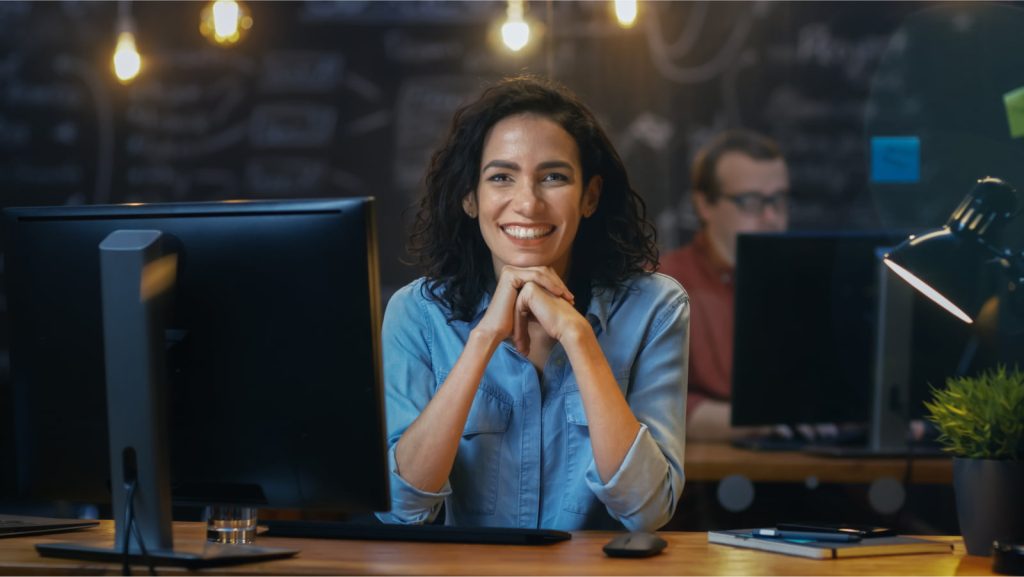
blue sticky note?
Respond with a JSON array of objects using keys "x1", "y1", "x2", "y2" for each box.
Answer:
[{"x1": 871, "y1": 136, "x2": 920, "y2": 183}]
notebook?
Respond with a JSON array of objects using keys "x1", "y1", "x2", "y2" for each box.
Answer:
[
  {"x1": 0, "y1": 514, "x2": 100, "y2": 538},
  {"x1": 708, "y1": 529, "x2": 953, "y2": 559}
]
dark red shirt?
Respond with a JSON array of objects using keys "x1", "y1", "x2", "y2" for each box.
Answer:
[{"x1": 659, "y1": 230, "x2": 734, "y2": 418}]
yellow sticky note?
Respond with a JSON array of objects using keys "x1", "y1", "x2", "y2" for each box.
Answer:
[{"x1": 1004, "y1": 86, "x2": 1024, "y2": 139}]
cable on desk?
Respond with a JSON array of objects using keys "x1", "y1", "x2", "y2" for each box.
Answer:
[
  {"x1": 121, "y1": 480, "x2": 156, "y2": 576},
  {"x1": 896, "y1": 407, "x2": 917, "y2": 531}
]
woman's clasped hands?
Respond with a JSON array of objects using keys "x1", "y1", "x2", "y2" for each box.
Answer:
[{"x1": 476, "y1": 265, "x2": 587, "y2": 356}]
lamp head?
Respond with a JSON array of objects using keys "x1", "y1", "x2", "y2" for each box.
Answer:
[
  {"x1": 945, "y1": 176, "x2": 1017, "y2": 239},
  {"x1": 883, "y1": 177, "x2": 1019, "y2": 323}
]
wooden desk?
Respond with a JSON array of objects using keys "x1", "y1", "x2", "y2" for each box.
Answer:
[
  {"x1": 0, "y1": 521, "x2": 994, "y2": 576},
  {"x1": 686, "y1": 442, "x2": 953, "y2": 484}
]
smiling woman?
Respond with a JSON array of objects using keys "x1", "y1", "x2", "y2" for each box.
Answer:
[
  {"x1": 464, "y1": 113, "x2": 600, "y2": 282},
  {"x1": 376, "y1": 76, "x2": 689, "y2": 532}
]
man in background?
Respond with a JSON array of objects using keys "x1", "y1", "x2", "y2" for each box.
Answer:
[{"x1": 660, "y1": 130, "x2": 789, "y2": 441}]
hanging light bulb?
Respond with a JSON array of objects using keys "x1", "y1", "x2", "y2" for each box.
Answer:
[
  {"x1": 200, "y1": 0, "x2": 253, "y2": 46},
  {"x1": 112, "y1": 1, "x2": 141, "y2": 83},
  {"x1": 614, "y1": 0, "x2": 638, "y2": 28},
  {"x1": 501, "y1": 0, "x2": 530, "y2": 52},
  {"x1": 113, "y1": 32, "x2": 141, "y2": 83}
]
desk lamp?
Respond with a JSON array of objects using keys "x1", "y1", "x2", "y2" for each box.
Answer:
[
  {"x1": 883, "y1": 177, "x2": 1022, "y2": 325},
  {"x1": 885, "y1": 177, "x2": 1024, "y2": 567}
]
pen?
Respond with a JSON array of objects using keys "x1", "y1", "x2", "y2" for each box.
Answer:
[{"x1": 752, "y1": 529, "x2": 862, "y2": 543}]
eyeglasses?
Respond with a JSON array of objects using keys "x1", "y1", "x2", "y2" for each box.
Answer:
[{"x1": 720, "y1": 192, "x2": 788, "y2": 215}]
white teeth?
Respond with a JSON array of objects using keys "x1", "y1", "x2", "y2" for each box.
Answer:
[{"x1": 502, "y1": 225, "x2": 554, "y2": 239}]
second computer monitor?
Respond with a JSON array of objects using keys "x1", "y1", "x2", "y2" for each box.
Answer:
[{"x1": 730, "y1": 231, "x2": 975, "y2": 427}]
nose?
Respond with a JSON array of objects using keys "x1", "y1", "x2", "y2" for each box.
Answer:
[
  {"x1": 761, "y1": 203, "x2": 787, "y2": 229},
  {"x1": 512, "y1": 180, "x2": 543, "y2": 215}
]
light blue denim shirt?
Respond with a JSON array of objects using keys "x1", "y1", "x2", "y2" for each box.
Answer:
[{"x1": 375, "y1": 272, "x2": 688, "y2": 531}]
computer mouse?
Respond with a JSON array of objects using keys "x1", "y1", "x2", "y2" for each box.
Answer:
[{"x1": 602, "y1": 531, "x2": 668, "y2": 558}]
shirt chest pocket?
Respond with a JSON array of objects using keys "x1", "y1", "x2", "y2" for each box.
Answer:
[{"x1": 451, "y1": 384, "x2": 512, "y2": 516}]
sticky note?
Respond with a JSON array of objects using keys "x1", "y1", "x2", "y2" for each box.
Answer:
[
  {"x1": 1004, "y1": 86, "x2": 1024, "y2": 139},
  {"x1": 870, "y1": 136, "x2": 920, "y2": 183}
]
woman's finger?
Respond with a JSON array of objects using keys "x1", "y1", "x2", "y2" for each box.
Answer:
[{"x1": 500, "y1": 266, "x2": 574, "y2": 304}]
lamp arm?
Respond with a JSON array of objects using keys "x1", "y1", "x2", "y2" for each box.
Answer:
[
  {"x1": 991, "y1": 248, "x2": 1024, "y2": 323},
  {"x1": 1008, "y1": 253, "x2": 1024, "y2": 283},
  {"x1": 987, "y1": 245, "x2": 1024, "y2": 283},
  {"x1": 973, "y1": 235, "x2": 1023, "y2": 280}
]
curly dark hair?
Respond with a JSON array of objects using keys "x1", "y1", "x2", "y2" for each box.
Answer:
[{"x1": 407, "y1": 76, "x2": 658, "y2": 322}]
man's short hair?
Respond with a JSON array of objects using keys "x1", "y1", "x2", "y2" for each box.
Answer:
[{"x1": 691, "y1": 130, "x2": 783, "y2": 202}]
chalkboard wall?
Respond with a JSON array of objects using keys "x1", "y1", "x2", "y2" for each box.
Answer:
[{"x1": 2, "y1": 1, "x2": 1024, "y2": 380}]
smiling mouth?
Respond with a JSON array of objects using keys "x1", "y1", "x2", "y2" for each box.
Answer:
[{"x1": 500, "y1": 224, "x2": 556, "y2": 240}]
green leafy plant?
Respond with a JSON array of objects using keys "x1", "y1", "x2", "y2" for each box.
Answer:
[{"x1": 924, "y1": 365, "x2": 1024, "y2": 460}]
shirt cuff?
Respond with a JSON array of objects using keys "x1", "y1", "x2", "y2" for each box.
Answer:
[
  {"x1": 375, "y1": 444, "x2": 451, "y2": 525},
  {"x1": 584, "y1": 423, "x2": 672, "y2": 525}
]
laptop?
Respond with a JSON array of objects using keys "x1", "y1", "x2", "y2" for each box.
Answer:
[{"x1": 0, "y1": 514, "x2": 100, "y2": 538}]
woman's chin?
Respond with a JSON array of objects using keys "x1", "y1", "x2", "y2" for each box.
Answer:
[{"x1": 493, "y1": 256, "x2": 570, "y2": 279}]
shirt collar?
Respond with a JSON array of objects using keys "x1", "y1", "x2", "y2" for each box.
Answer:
[
  {"x1": 587, "y1": 285, "x2": 613, "y2": 334},
  {"x1": 470, "y1": 289, "x2": 491, "y2": 321}
]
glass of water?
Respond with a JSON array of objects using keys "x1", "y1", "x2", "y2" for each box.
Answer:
[{"x1": 204, "y1": 505, "x2": 258, "y2": 544}]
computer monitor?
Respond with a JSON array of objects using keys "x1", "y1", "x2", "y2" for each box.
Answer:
[
  {"x1": 730, "y1": 231, "x2": 977, "y2": 434},
  {"x1": 3, "y1": 198, "x2": 388, "y2": 564}
]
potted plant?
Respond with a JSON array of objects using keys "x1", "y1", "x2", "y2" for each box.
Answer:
[{"x1": 924, "y1": 365, "x2": 1024, "y2": 556}]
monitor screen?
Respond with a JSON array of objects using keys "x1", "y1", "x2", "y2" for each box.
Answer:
[
  {"x1": 730, "y1": 231, "x2": 977, "y2": 427},
  {"x1": 3, "y1": 198, "x2": 389, "y2": 514}
]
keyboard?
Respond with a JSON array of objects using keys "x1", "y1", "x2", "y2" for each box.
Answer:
[
  {"x1": 262, "y1": 520, "x2": 571, "y2": 545},
  {"x1": 732, "y1": 426, "x2": 869, "y2": 452},
  {"x1": 731, "y1": 435, "x2": 810, "y2": 452},
  {"x1": 733, "y1": 434, "x2": 948, "y2": 457},
  {"x1": 0, "y1": 514, "x2": 99, "y2": 537}
]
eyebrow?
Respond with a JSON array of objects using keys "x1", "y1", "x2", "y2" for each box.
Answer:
[
  {"x1": 537, "y1": 160, "x2": 575, "y2": 172},
  {"x1": 481, "y1": 159, "x2": 576, "y2": 172},
  {"x1": 482, "y1": 160, "x2": 519, "y2": 172}
]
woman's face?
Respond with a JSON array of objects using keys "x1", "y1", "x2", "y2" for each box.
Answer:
[{"x1": 463, "y1": 113, "x2": 601, "y2": 281}]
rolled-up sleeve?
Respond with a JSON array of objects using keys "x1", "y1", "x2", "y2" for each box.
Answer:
[
  {"x1": 377, "y1": 445, "x2": 451, "y2": 524},
  {"x1": 374, "y1": 282, "x2": 450, "y2": 525},
  {"x1": 585, "y1": 282, "x2": 689, "y2": 531}
]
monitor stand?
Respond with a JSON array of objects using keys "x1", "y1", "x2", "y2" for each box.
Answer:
[
  {"x1": 37, "y1": 230, "x2": 297, "y2": 568},
  {"x1": 36, "y1": 541, "x2": 298, "y2": 570}
]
